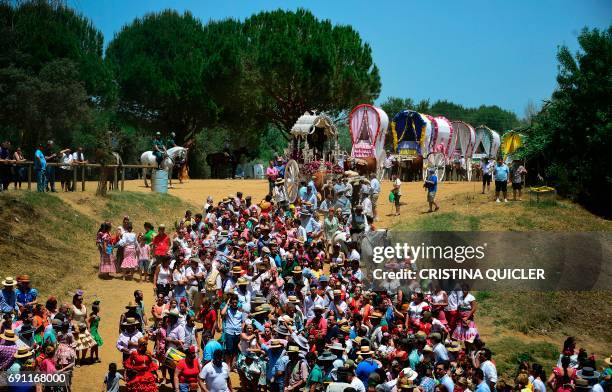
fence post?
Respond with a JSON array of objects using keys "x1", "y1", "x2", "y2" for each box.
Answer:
[
  {"x1": 81, "y1": 165, "x2": 85, "y2": 191},
  {"x1": 121, "y1": 167, "x2": 125, "y2": 191},
  {"x1": 27, "y1": 164, "x2": 32, "y2": 190}
]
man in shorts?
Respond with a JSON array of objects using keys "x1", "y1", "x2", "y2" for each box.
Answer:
[
  {"x1": 221, "y1": 294, "x2": 244, "y2": 369},
  {"x1": 510, "y1": 160, "x2": 527, "y2": 201},
  {"x1": 481, "y1": 158, "x2": 494, "y2": 194},
  {"x1": 493, "y1": 158, "x2": 510, "y2": 203},
  {"x1": 424, "y1": 168, "x2": 439, "y2": 212}
]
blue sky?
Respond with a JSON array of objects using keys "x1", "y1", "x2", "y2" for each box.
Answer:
[{"x1": 70, "y1": 0, "x2": 611, "y2": 117}]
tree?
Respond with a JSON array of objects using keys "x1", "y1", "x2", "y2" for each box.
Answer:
[
  {"x1": 0, "y1": 0, "x2": 114, "y2": 104},
  {"x1": 106, "y1": 10, "x2": 216, "y2": 143},
  {"x1": 242, "y1": 9, "x2": 381, "y2": 137},
  {"x1": 0, "y1": 59, "x2": 90, "y2": 151},
  {"x1": 523, "y1": 27, "x2": 612, "y2": 217}
]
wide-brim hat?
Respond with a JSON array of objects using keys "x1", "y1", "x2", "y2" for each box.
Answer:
[
  {"x1": 401, "y1": 367, "x2": 418, "y2": 381},
  {"x1": 577, "y1": 367, "x2": 600, "y2": 380},
  {"x1": 357, "y1": 346, "x2": 373, "y2": 356},
  {"x1": 231, "y1": 266, "x2": 243, "y2": 274},
  {"x1": 447, "y1": 341, "x2": 461, "y2": 352},
  {"x1": 327, "y1": 342, "x2": 345, "y2": 352},
  {"x1": 0, "y1": 330, "x2": 17, "y2": 342},
  {"x1": 268, "y1": 339, "x2": 284, "y2": 349},
  {"x1": 14, "y1": 346, "x2": 33, "y2": 359},
  {"x1": 318, "y1": 350, "x2": 336, "y2": 361},
  {"x1": 122, "y1": 317, "x2": 139, "y2": 326},
  {"x1": 2, "y1": 277, "x2": 16, "y2": 286}
]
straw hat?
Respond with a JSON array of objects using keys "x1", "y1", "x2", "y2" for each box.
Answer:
[
  {"x1": 0, "y1": 330, "x2": 17, "y2": 342},
  {"x1": 231, "y1": 266, "x2": 243, "y2": 274},
  {"x1": 268, "y1": 339, "x2": 284, "y2": 349},
  {"x1": 357, "y1": 346, "x2": 373, "y2": 356},
  {"x1": 287, "y1": 295, "x2": 300, "y2": 304},
  {"x1": 122, "y1": 317, "x2": 139, "y2": 326},
  {"x1": 2, "y1": 277, "x2": 16, "y2": 287},
  {"x1": 14, "y1": 346, "x2": 33, "y2": 359}
]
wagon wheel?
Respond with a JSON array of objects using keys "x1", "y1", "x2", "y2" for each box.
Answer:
[
  {"x1": 466, "y1": 158, "x2": 472, "y2": 181},
  {"x1": 284, "y1": 159, "x2": 300, "y2": 203},
  {"x1": 426, "y1": 152, "x2": 446, "y2": 182}
]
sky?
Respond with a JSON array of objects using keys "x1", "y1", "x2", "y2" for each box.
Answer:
[{"x1": 69, "y1": 0, "x2": 611, "y2": 117}]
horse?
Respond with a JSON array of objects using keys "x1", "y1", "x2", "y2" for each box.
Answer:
[{"x1": 140, "y1": 146, "x2": 188, "y2": 188}]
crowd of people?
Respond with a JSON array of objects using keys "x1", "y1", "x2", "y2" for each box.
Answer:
[
  {"x1": 90, "y1": 184, "x2": 609, "y2": 392},
  {"x1": 0, "y1": 139, "x2": 88, "y2": 193}
]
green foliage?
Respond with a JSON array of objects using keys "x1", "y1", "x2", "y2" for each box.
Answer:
[
  {"x1": 523, "y1": 27, "x2": 612, "y2": 217},
  {"x1": 0, "y1": 59, "x2": 90, "y2": 150},
  {"x1": 0, "y1": 0, "x2": 114, "y2": 103},
  {"x1": 242, "y1": 9, "x2": 381, "y2": 135},
  {"x1": 106, "y1": 10, "x2": 215, "y2": 142}
]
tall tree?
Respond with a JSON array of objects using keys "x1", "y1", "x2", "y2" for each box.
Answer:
[
  {"x1": 242, "y1": 9, "x2": 381, "y2": 137},
  {"x1": 0, "y1": 0, "x2": 114, "y2": 104},
  {"x1": 106, "y1": 10, "x2": 215, "y2": 143},
  {"x1": 523, "y1": 27, "x2": 611, "y2": 217}
]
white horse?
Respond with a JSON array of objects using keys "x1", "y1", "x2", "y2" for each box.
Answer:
[{"x1": 140, "y1": 146, "x2": 188, "y2": 188}]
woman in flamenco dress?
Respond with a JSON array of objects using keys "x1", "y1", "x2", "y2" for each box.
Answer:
[{"x1": 123, "y1": 337, "x2": 158, "y2": 392}]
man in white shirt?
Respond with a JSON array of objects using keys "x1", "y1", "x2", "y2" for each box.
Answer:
[
  {"x1": 200, "y1": 349, "x2": 231, "y2": 392},
  {"x1": 60, "y1": 149, "x2": 73, "y2": 192}
]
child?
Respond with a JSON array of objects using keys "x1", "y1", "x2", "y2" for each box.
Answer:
[
  {"x1": 137, "y1": 234, "x2": 151, "y2": 282},
  {"x1": 88, "y1": 300, "x2": 103, "y2": 363},
  {"x1": 103, "y1": 362, "x2": 122, "y2": 392}
]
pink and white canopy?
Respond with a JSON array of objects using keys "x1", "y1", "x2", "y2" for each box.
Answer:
[
  {"x1": 349, "y1": 104, "x2": 389, "y2": 163},
  {"x1": 449, "y1": 121, "x2": 476, "y2": 159},
  {"x1": 427, "y1": 116, "x2": 454, "y2": 156}
]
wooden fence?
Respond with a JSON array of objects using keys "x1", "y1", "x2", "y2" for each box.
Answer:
[{"x1": 1, "y1": 161, "x2": 157, "y2": 192}]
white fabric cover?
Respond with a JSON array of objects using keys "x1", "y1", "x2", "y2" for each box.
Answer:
[{"x1": 349, "y1": 104, "x2": 388, "y2": 164}]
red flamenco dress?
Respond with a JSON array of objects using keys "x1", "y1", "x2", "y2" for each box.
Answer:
[{"x1": 124, "y1": 350, "x2": 159, "y2": 392}]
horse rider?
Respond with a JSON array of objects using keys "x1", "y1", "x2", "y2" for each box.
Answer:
[
  {"x1": 153, "y1": 132, "x2": 166, "y2": 169},
  {"x1": 166, "y1": 132, "x2": 178, "y2": 149}
]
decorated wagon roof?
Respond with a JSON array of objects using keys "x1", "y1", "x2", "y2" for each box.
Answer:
[
  {"x1": 391, "y1": 110, "x2": 432, "y2": 157},
  {"x1": 474, "y1": 125, "x2": 501, "y2": 158},
  {"x1": 501, "y1": 130, "x2": 524, "y2": 156},
  {"x1": 449, "y1": 120, "x2": 476, "y2": 158},
  {"x1": 349, "y1": 104, "x2": 389, "y2": 160},
  {"x1": 290, "y1": 112, "x2": 337, "y2": 138}
]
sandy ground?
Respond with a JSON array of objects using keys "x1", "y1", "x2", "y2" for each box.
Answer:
[{"x1": 56, "y1": 178, "x2": 504, "y2": 391}]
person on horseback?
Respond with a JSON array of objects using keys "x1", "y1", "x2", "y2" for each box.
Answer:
[
  {"x1": 166, "y1": 132, "x2": 178, "y2": 149},
  {"x1": 153, "y1": 132, "x2": 166, "y2": 169}
]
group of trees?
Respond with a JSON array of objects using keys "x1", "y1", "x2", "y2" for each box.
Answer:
[
  {"x1": 520, "y1": 27, "x2": 611, "y2": 217},
  {"x1": 0, "y1": 1, "x2": 609, "y2": 215}
]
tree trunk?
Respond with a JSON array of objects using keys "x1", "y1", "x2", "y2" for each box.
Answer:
[{"x1": 96, "y1": 165, "x2": 108, "y2": 197}]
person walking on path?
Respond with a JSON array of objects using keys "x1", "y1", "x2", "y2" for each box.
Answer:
[
  {"x1": 493, "y1": 158, "x2": 510, "y2": 203},
  {"x1": 424, "y1": 168, "x2": 439, "y2": 213}
]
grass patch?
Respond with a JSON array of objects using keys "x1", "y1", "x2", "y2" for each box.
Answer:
[
  {"x1": 100, "y1": 192, "x2": 196, "y2": 228},
  {"x1": 488, "y1": 337, "x2": 559, "y2": 378},
  {"x1": 0, "y1": 192, "x2": 97, "y2": 299}
]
